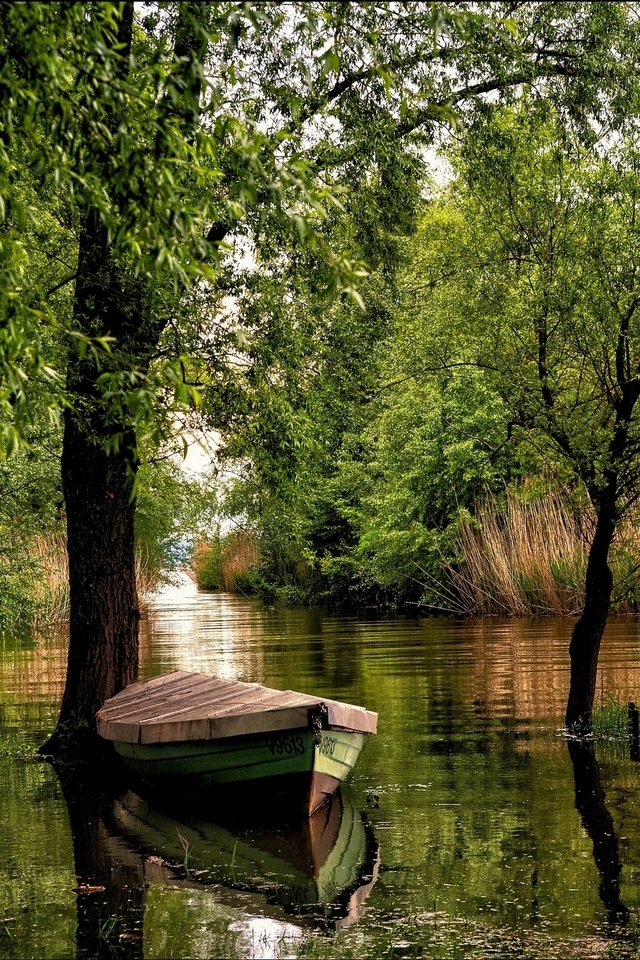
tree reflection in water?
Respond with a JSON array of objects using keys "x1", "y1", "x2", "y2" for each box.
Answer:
[
  {"x1": 567, "y1": 740, "x2": 629, "y2": 926},
  {"x1": 55, "y1": 767, "x2": 145, "y2": 960}
]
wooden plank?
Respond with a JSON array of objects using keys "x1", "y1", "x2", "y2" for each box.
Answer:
[
  {"x1": 105, "y1": 677, "x2": 251, "y2": 717},
  {"x1": 101, "y1": 689, "x2": 317, "y2": 744},
  {"x1": 208, "y1": 706, "x2": 313, "y2": 740},
  {"x1": 137, "y1": 687, "x2": 306, "y2": 736},
  {"x1": 104, "y1": 670, "x2": 192, "y2": 703},
  {"x1": 137, "y1": 705, "x2": 313, "y2": 743},
  {"x1": 190, "y1": 688, "x2": 318, "y2": 720},
  {"x1": 97, "y1": 672, "x2": 378, "y2": 743},
  {"x1": 122, "y1": 682, "x2": 266, "y2": 726},
  {"x1": 113, "y1": 682, "x2": 316, "y2": 728},
  {"x1": 99, "y1": 702, "x2": 377, "y2": 744},
  {"x1": 98, "y1": 718, "x2": 142, "y2": 744},
  {"x1": 99, "y1": 674, "x2": 288, "y2": 720},
  {"x1": 97, "y1": 673, "x2": 229, "y2": 715},
  {"x1": 97, "y1": 673, "x2": 215, "y2": 718}
]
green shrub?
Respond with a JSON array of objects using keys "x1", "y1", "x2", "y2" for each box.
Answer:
[{"x1": 192, "y1": 540, "x2": 224, "y2": 590}]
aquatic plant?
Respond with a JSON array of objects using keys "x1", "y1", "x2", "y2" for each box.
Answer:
[
  {"x1": 592, "y1": 695, "x2": 634, "y2": 741},
  {"x1": 177, "y1": 829, "x2": 192, "y2": 879},
  {"x1": 98, "y1": 916, "x2": 118, "y2": 944}
]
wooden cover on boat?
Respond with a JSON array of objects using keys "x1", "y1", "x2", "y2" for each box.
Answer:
[{"x1": 96, "y1": 671, "x2": 378, "y2": 745}]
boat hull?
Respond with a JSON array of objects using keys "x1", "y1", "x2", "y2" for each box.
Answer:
[{"x1": 114, "y1": 727, "x2": 367, "y2": 815}]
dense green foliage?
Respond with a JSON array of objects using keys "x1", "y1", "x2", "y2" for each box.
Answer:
[
  {"x1": 0, "y1": 419, "x2": 62, "y2": 630},
  {"x1": 208, "y1": 94, "x2": 640, "y2": 613},
  {"x1": 2, "y1": 1, "x2": 640, "y2": 739},
  {"x1": 2, "y1": 1, "x2": 636, "y2": 565}
]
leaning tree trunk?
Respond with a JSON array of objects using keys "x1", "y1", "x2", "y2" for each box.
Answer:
[{"x1": 565, "y1": 496, "x2": 617, "y2": 732}]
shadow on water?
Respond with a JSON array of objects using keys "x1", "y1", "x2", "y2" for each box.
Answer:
[
  {"x1": 54, "y1": 765, "x2": 380, "y2": 956},
  {"x1": 567, "y1": 739, "x2": 630, "y2": 927},
  {"x1": 56, "y1": 767, "x2": 145, "y2": 960}
]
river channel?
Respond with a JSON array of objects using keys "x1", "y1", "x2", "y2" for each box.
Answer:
[{"x1": 3, "y1": 580, "x2": 640, "y2": 959}]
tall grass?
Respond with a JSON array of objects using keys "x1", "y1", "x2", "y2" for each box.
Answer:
[
  {"x1": 591, "y1": 695, "x2": 630, "y2": 740},
  {"x1": 193, "y1": 530, "x2": 260, "y2": 592},
  {"x1": 220, "y1": 530, "x2": 260, "y2": 591},
  {"x1": 31, "y1": 531, "x2": 69, "y2": 625},
  {"x1": 29, "y1": 530, "x2": 162, "y2": 627},
  {"x1": 444, "y1": 490, "x2": 640, "y2": 616},
  {"x1": 134, "y1": 542, "x2": 165, "y2": 606}
]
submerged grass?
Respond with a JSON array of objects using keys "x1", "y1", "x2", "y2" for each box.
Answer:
[{"x1": 592, "y1": 694, "x2": 637, "y2": 741}]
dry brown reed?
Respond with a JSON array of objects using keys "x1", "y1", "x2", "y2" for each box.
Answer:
[
  {"x1": 135, "y1": 543, "x2": 165, "y2": 612},
  {"x1": 220, "y1": 530, "x2": 260, "y2": 591},
  {"x1": 31, "y1": 531, "x2": 69, "y2": 625},
  {"x1": 444, "y1": 490, "x2": 640, "y2": 616},
  {"x1": 192, "y1": 530, "x2": 261, "y2": 592},
  {"x1": 30, "y1": 530, "x2": 162, "y2": 626}
]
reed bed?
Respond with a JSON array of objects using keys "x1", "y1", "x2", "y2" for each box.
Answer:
[
  {"x1": 30, "y1": 530, "x2": 162, "y2": 626},
  {"x1": 444, "y1": 490, "x2": 640, "y2": 617},
  {"x1": 220, "y1": 530, "x2": 260, "y2": 591},
  {"x1": 31, "y1": 531, "x2": 69, "y2": 625},
  {"x1": 134, "y1": 543, "x2": 164, "y2": 611},
  {"x1": 193, "y1": 529, "x2": 261, "y2": 592}
]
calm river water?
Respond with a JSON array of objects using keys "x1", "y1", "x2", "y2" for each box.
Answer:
[{"x1": 3, "y1": 580, "x2": 640, "y2": 959}]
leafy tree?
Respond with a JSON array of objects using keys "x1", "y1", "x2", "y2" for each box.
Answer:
[
  {"x1": 404, "y1": 103, "x2": 640, "y2": 729},
  {"x1": 355, "y1": 367, "x2": 519, "y2": 606},
  {"x1": 0, "y1": 1, "x2": 636, "y2": 756},
  {"x1": 205, "y1": 3, "x2": 640, "y2": 611},
  {"x1": 0, "y1": 418, "x2": 64, "y2": 632}
]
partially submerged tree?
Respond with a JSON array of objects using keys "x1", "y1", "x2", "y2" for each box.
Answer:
[
  {"x1": 0, "y1": 1, "x2": 637, "y2": 756},
  {"x1": 401, "y1": 104, "x2": 640, "y2": 730}
]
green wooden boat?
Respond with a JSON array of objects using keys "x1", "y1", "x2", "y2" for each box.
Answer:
[{"x1": 96, "y1": 671, "x2": 377, "y2": 815}]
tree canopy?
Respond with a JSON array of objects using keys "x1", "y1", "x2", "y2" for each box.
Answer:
[{"x1": 2, "y1": 1, "x2": 640, "y2": 750}]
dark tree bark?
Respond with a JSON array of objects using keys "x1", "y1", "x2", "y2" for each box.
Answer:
[
  {"x1": 40, "y1": 4, "x2": 141, "y2": 760},
  {"x1": 565, "y1": 373, "x2": 640, "y2": 733},
  {"x1": 42, "y1": 215, "x2": 144, "y2": 758},
  {"x1": 565, "y1": 496, "x2": 617, "y2": 732}
]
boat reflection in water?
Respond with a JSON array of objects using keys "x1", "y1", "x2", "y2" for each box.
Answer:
[{"x1": 109, "y1": 786, "x2": 380, "y2": 929}]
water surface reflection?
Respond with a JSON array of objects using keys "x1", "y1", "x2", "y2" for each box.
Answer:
[{"x1": 3, "y1": 586, "x2": 640, "y2": 957}]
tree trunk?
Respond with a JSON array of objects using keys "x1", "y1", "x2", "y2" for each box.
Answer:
[
  {"x1": 41, "y1": 211, "x2": 142, "y2": 760},
  {"x1": 40, "y1": 2, "x2": 211, "y2": 762},
  {"x1": 565, "y1": 498, "x2": 617, "y2": 732}
]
